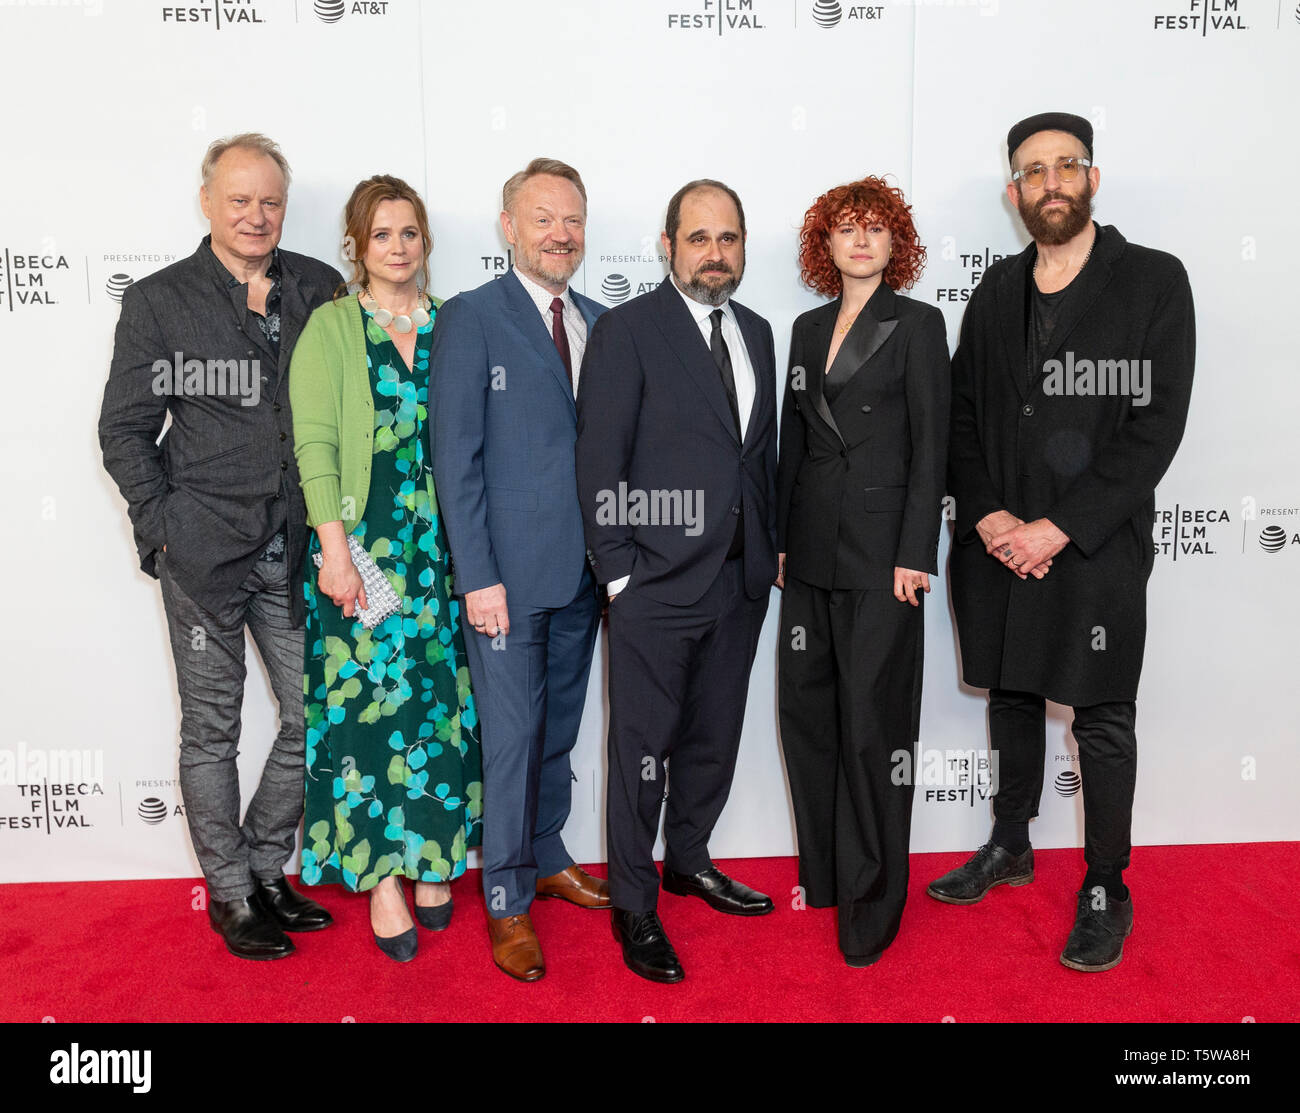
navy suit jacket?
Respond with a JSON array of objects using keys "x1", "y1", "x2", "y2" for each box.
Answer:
[
  {"x1": 430, "y1": 269, "x2": 604, "y2": 609},
  {"x1": 575, "y1": 278, "x2": 778, "y2": 607}
]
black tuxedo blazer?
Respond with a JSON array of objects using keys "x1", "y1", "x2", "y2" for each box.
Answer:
[
  {"x1": 776, "y1": 282, "x2": 950, "y2": 589},
  {"x1": 576, "y1": 278, "x2": 778, "y2": 606}
]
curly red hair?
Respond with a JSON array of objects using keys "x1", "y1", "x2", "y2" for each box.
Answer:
[{"x1": 799, "y1": 176, "x2": 926, "y2": 296}]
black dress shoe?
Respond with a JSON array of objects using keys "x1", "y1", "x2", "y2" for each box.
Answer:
[
  {"x1": 208, "y1": 895, "x2": 294, "y2": 961},
  {"x1": 373, "y1": 926, "x2": 418, "y2": 963},
  {"x1": 661, "y1": 865, "x2": 774, "y2": 916},
  {"x1": 926, "y1": 842, "x2": 1034, "y2": 905},
  {"x1": 252, "y1": 875, "x2": 334, "y2": 932},
  {"x1": 1060, "y1": 887, "x2": 1133, "y2": 972},
  {"x1": 414, "y1": 895, "x2": 453, "y2": 932},
  {"x1": 612, "y1": 909, "x2": 684, "y2": 983}
]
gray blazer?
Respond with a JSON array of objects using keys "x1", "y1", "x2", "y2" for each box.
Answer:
[{"x1": 99, "y1": 236, "x2": 342, "y2": 622}]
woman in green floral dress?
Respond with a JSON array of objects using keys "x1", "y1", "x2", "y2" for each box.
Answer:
[{"x1": 289, "y1": 176, "x2": 481, "y2": 961}]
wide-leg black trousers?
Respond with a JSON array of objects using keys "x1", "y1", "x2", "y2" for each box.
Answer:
[{"x1": 778, "y1": 576, "x2": 923, "y2": 959}]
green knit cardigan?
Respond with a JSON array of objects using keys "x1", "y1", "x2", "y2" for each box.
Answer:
[{"x1": 289, "y1": 293, "x2": 442, "y2": 532}]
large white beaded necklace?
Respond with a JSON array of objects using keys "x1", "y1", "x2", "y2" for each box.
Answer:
[{"x1": 360, "y1": 285, "x2": 431, "y2": 334}]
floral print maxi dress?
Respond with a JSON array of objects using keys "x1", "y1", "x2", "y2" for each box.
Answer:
[{"x1": 300, "y1": 306, "x2": 482, "y2": 891}]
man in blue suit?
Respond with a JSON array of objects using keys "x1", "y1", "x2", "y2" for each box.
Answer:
[{"x1": 430, "y1": 158, "x2": 609, "y2": 982}]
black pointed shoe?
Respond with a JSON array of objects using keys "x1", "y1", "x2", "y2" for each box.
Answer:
[
  {"x1": 661, "y1": 865, "x2": 774, "y2": 916},
  {"x1": 1060, "y1": 887, "x2": 1133, "y2": 972},
  {"x1": 926, "y1": 842, "x2": 1034, "y2": 905},
  {"x1": 373, "y1": 926, "x2": 419, "y2": 963},
  {"x1": 208, "y1": 895, "x2": 295, "y2": 961},
  {"x1": 612, "y1": 909, "x2": 684, "y2": 983},
  {"x1": 414, "y1": 895, "x2": 454, "y2": 932},
  {"x1": 252, "y1": 875, "x2": 334, "y2": 932}
]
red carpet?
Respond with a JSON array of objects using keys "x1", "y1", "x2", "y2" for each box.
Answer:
[{"x1": 2, "y1": 843, "x2": 1296, "y2": 1023}]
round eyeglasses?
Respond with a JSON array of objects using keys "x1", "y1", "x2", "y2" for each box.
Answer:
[{"x1": 1011, "y1": 157, "x2": 1092, "y2": 190}]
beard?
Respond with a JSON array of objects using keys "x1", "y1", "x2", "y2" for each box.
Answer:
[
  {"x1": 519, "y1": 241, "x2": 582, "y2": 287},
  {"x1": 671, "y1": 250, "x2": 744, "y2": 307},
  {"x1": 1017, "y1": 179, "x2": 1093, "y2": 246}
]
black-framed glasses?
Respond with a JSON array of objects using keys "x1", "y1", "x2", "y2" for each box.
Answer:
[{"x1": 1011, "y1": 157, "x2": 1092, "y2": 189}]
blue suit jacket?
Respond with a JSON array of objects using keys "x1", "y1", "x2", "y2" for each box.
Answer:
[{"x1": 430, "y1": 269, "x2": 605, "y2": 608}]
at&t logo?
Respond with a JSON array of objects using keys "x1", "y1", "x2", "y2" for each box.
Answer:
[
  {"x1": 138, "y1": 796, "x2": 184, "y2": 824},
  {"x1": 313, "y1": 0, "x2": 391, "y2": 21},
  {"x1": 601, "y1": 275, "x2": 631, "y2": 303},
  {"x1": 138, "y1": 797, "x2": 168, "y2": 825},
  {"x1": 1258, "y1": 525, "x2": 1298, "y2": 553},
  {"x1": 1054, "y1": 771, "x2": 1081, "y2": 798},
  {"x1": 106, "y1": 274, "x2": 133, "y2": 302},
  {"x1": 813, "y1": 0, "x2": 841, "y2": 24},
  {"x1": 808, "y1": 0, "x2": 884, "y2": 26}
]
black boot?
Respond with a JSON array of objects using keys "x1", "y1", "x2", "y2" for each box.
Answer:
[
  {"x1": 252, "y1": 875, "x2": 333, "y2": 932},
  {"x1": 208, "y1": 895, "x2": 294, "y2": 960}
]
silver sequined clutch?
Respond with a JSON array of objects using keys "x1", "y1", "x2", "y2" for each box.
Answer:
[{"x1": 312, "y1": 534, "x2": 402, "y2": 630}]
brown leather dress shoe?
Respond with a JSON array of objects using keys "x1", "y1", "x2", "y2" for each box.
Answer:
[
  {"x1": 535, "y1": 865, "x2": 613, "y2": 909},
  {"x1": 487, "y1": 913, "x2": 545, "y2": 981}
]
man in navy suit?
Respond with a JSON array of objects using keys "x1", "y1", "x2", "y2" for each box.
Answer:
[
  {"x1": 576, "y1": 180, "x2": 779, "y2": 983},
  {"x1": 430, "y1": 158, "x2": 609, "y2": 983}
]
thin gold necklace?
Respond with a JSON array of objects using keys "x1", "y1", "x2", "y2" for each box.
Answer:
[{"x1": 836, "y1": 307, "x2": 863, "y2": 335}]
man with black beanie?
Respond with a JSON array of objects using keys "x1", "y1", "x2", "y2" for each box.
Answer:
[{"x1": 931, "y1": 111, "x2": 1196, "y2": 971}]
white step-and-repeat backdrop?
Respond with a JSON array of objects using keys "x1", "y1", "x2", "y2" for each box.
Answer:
[{"x1": 2, "y1": 0, "x2": 1296, "y2": 883}]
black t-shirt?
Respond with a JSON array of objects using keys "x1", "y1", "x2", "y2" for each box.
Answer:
[{"x1": 1027, "y1": 274, "x2": 1072, "y2": 385}]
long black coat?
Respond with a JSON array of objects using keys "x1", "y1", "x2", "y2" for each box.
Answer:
[
  {"x1": 948, "y1": 223, "x2": 1195, "y2": 706},
  {"x1": 776, "y1": 283, "x2": 950, "y2": 588}
]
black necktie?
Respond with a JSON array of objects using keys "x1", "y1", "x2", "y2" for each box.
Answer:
[
  {"x1": 709, "y1": 308, "x2": 742, "y2": 440},
  {"x1": 709, "y1": 308, "x2": 746, "y2": 560}
]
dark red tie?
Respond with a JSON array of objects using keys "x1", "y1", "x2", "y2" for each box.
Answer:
[{"x1": 550, "y1": 297, "x2": 573, "y2": 393}]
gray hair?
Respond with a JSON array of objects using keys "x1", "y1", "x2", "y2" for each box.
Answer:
[
  {"x1": 502, "y1": 157, "x2": 586, "y2": 216},
  {"x1": 201, "y1": 133, "x2": 292, "y2": 191}
]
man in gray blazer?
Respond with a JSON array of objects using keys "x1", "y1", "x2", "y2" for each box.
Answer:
[{"x1": 99, "y1": 134, "x2": 340, "y2": 960}]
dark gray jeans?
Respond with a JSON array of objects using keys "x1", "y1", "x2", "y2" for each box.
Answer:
[{"x1": 157, "y1": 551, "x2": 305, "y2": 901}]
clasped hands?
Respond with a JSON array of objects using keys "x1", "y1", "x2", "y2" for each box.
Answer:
[{"x1": 976, "y1": 510, "x2": 1068, "y2": 580}]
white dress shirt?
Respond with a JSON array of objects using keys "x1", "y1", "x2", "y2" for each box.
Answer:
[
  {"x1": 512, "y1": 265, "x2": 587, "y2": 395},
  {"x1": 671, "y1": 280, "x2": 756, "y2": 439},
  {"x1": 607, "y1": 280, "x2": 756, "y2": 596}
]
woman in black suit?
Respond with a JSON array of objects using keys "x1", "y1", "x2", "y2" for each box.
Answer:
[{"x1": 776, "y1": 176, "x2": 950, "y2": 966}]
